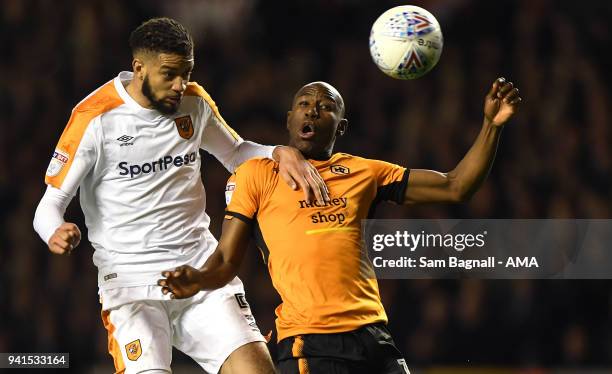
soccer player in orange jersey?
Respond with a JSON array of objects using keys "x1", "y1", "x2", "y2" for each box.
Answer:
[{"x1": 159, "y1": 79, "x2": 521, "y2": 373}]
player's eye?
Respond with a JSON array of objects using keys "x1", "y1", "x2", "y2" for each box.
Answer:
[{"x1": 298, "y1": 101, "x2": 309, "y2": 107}]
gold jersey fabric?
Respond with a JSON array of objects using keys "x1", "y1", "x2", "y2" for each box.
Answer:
[{"x1": 225, "y1": 153, "x2": 408, "y2": 341}]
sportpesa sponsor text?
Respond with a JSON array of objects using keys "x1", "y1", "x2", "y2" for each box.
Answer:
[{"x1": 118, "y1": 151, "x2": 197, "y2": 178}]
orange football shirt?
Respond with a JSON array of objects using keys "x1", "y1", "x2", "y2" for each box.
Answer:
[{"x1": 225, "y1": 153, "x2": 408, "y2": 341}]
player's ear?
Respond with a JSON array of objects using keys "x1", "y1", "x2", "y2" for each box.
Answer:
[
  {"x1": 132, "y1": 58, "x2": 145, "y2": 81},
  {"x1": 286, "y1": 111, "x2": 292, "y2": 130},
  {"x1": 336, "y1": 119, "x2": 348, "y2": 137}
]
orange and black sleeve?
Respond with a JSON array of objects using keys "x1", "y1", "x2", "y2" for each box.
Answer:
[{"x1": 368, "y1": 158, "x2": 409, "y2": 204}]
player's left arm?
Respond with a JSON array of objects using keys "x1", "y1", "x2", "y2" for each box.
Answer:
[{"x1": 404, "y1": 77, "x2": 521, "y2": 204}]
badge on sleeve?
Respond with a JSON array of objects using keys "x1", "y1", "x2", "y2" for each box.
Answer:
[
  {"x1": 225, "y1": 182, "x2": 236, "y2": 205},
  {"x1": 46, "y1": 149, "x2": 69, "y2": 177}
]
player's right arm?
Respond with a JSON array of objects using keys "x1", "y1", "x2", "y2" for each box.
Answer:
[
  {"x1": 158, "y1": 217, "x2": 252, "y2": 298},
  {"x1": 34, "y1": 81, "x2": 121, "y2": 254},
  {"x1": 34, "y1": 186, "x2": 81, "y2": 255},
  {"x1": 33, "y1": 119, "x2": 96, "y2": 254},
  {"x1": 33, "y1": 110, "x2": 98, "y2": 254}
]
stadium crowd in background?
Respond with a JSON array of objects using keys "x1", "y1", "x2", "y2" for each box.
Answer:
[{"x1": 1, "y1": 0, "x2": 611, "y2": 371}]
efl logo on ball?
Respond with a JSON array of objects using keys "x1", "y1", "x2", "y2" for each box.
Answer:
[{"x1": 369, "y1": 5, "x2": 443, "y2": 80}]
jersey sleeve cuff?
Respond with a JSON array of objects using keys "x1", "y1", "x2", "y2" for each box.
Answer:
[
  {"x1": 396, "y1": 168, "x2": 410, "y2": 204},
  {"x1": 375, "y1": 168, "x2": 410, "y2": 204},
  {"x1": 225, "y1": 210, "x2": 254, "y2": 224}
]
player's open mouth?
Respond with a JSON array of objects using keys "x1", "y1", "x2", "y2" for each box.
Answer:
[{"x1": 299, "y1": 122, "x2": 315, "y2": 139}]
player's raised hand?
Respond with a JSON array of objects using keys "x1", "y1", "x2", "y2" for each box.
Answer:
[
  {"x1": 158, "y1": 265, "x2": 203, "y2": 299},
  {"x1": 273, "y1": 145, "x2": 329, "y2": 203},
  {"x1": 48, "y1": 222, "x2": 81, "y2": 255},
  {"x1": 484, "y1": 77, "x2": 522, "y2": 127}
]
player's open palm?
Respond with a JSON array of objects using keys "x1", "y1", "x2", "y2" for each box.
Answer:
[
  {"x1": 48, "y1": 222, "x2": 81, "y2": 255},
  {"x1": 484, "y1": 77, "x2": 522, "y2": 127},
  {"x1": 159, "y1": 265, "x2": 203, "y2": 299}
]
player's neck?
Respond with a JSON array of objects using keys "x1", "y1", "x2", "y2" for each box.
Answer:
[
  {"x1": 125, "y1": 80, "x2": 154, "y2": 110},
  {"x1": 302, "y1": 150, "x2": 333, "y2": 161}
]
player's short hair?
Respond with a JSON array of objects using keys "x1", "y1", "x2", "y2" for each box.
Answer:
[{"x1": 129, "y1": 17, "x2": 194, "y2": 57}]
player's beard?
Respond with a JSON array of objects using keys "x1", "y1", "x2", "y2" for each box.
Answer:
[{"x1": 141, "y1": 75, "x2": 179, "y2": 115}]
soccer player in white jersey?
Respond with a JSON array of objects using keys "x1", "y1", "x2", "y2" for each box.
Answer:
[{"x1": 33, "y1": 18, "x2": 328, "y2": 374}]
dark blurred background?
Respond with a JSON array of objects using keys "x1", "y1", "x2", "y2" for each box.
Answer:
[{"x1": 1, "y1": 0, "x2": 611, "y2": 372}]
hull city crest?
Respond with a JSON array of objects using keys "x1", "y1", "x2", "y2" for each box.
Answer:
[
  {"x1": 175, "y1": 115, "x2": 194, "y2": 139},
  {"x1": 125, "y1": 339, "x2": 142, "y2": 361}
]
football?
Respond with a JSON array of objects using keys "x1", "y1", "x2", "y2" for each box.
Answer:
[{"x1": 369, "y1": 5, "x2": 444, "y2": 80}]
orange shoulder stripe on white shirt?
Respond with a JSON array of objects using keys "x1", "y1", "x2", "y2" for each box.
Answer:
[
  {"x1": 45, "y1": 80, "x2": 124, "y2": 188},
  {"x1": 184, "y1": 82, "x2": 240, "y2": 141}
]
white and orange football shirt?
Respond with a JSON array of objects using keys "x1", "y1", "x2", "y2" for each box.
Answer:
[{"x1": 44, "y1": 71, "x2": 274, "y2": 296}]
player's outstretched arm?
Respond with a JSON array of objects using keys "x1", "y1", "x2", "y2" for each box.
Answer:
[
  {"x1": 158, "y1": 217, "x2": 251, "y2": 299},
  {"x1": 273, "y1": 145, "x2": 329, "y2": 204},
  {"x1": 404, "y1": 77, "x2": 521, "y2": 204}
]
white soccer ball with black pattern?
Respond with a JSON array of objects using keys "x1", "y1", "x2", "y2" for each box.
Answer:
[{"x1": 369, "y1": 5, "x2": 443, "y2": 80}]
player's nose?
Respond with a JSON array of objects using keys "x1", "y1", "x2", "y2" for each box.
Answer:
[
  {"x1": 172, "y1": 78, "x2": 188, "y2": 93},
  {"x1": 305, "y1": 106, "x2": 319, "y2": 118}
]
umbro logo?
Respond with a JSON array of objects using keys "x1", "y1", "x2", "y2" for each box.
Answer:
[{"x1": 117, "y1": 135, "x2": 134, "y2": 147}]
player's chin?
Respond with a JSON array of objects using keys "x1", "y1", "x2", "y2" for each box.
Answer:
[
  {"x1": 157, "y1": 102, "x2": 179, "y2": 115},
  {"x1": 166, "y1": 101, "x2": 181, "y2": 112},
  {"x1": 292, "y1": 139, "x2": 315, "y2": 154}
]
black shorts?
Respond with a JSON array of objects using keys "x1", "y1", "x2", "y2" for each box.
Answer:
[{"x1": 277, "y1": 324, "x2": 409, "y2": 374}]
